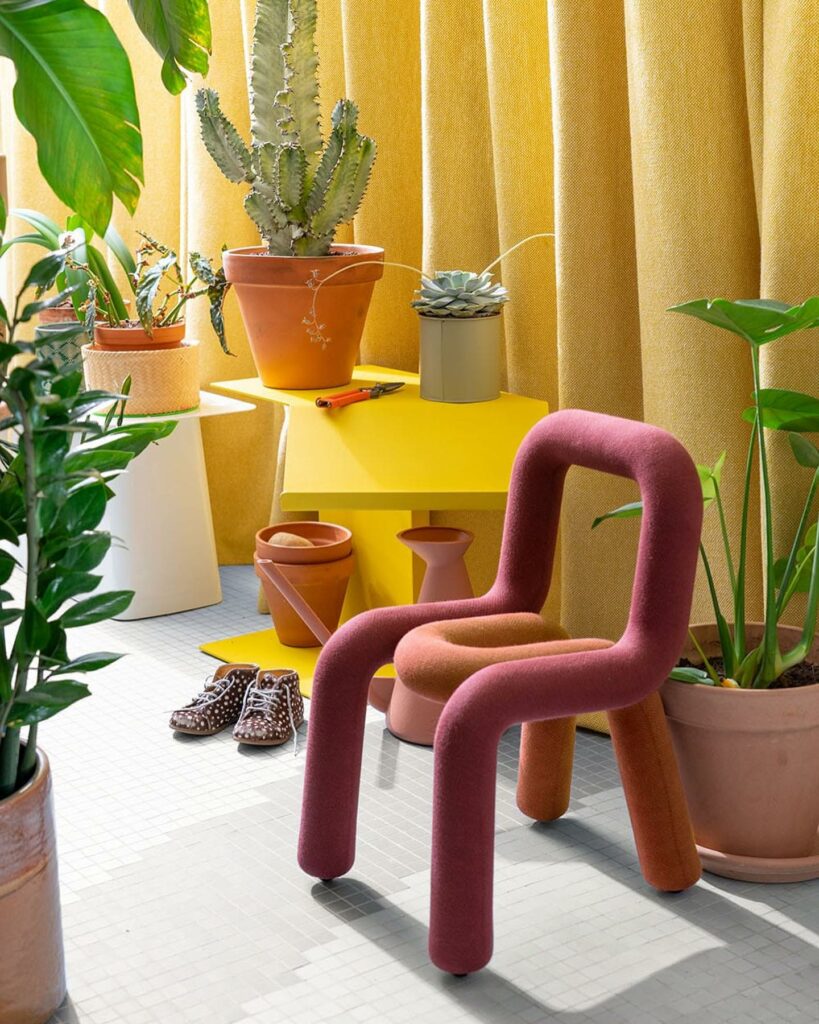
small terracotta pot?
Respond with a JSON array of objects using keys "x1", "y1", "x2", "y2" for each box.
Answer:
[
  {"x1": 94, "y1": 322, "x2": 185, "y2": 352},
  {"x1": 224, "y1": 245, "x2": 384, "y2": 389},
  {"x1": 397, "y1": 526, "x2": 474, "y2": 602},
  {"x1": 255, "y1": 522, "x2": 354, "y2": 647},
  {"x1": 37, "y1": 302, "x2": 77, "y2": 325},
  {"x1": 0, "y1": 750, "x2": 66, "y2": 1024},
  {"x1": 661, "y1": 623, "x2": 819, "y2": 880}
]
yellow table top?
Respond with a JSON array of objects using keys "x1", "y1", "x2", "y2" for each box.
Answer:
[{"x1": 210, "y1": 366, "x2": 548, "y2": 511}]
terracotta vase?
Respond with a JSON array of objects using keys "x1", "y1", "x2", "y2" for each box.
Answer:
[
  {"x1": 37, "y1": 302, "x2": 77, "y2": 325},
  {"x1": 223, "y1": 245, "x2": 385, "y2": 389},
  {"x1": 94, "y1": 322, "x2": 185, "y2": 352},
  {"x1": 661, "y1": 622, "x2": 819, "y2": 882},
  {"x1": 398, "y1": 526, "x2": 474, "y2": 602},
  {"x1": 0, "y1": 750, "x2": 66, "y2": 1024},
  {"x1": 255, "y1": 522, "x2": 354, "y2": 647},
  {"x1": 370, "y1": 527, "x2": 475, "y2": 746}
]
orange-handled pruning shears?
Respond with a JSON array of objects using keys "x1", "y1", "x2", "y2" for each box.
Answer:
[{"x1": 315, "y1": 381, "x2": 405, "y2": 410}]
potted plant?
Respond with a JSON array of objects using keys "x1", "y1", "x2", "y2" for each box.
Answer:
[
  {"x1": 411, "y1": 270, "x2": 508, "y2": 403},
  {"x1": 595, "y1": 297, "x2": 819, "y2": 882},
  {"x1": 82, "y1": 233, "x2": 229, "y2": 353},
  {"x1": 0, "y1": 236, "x2": 173, "y2": 1022},
  {"x1": 195, "y1": 0, "x2": 384, "y2": 390}
]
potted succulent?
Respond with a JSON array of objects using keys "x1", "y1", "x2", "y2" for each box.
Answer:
[
  {"x1": 412, "y1": 270, "x2": 508, "y2": 403},
  {"x1": 0, "y1": 235, "x2": 173, "y2": 1022},
  {"x1": 595, "y1": 297, "x2": 819, "y2": 882},
  {"x1": 195, "y1": 0, "x2": 383, "y2": 390}
]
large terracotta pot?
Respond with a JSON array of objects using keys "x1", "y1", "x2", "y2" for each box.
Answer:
[
  {"x1": 94, "y1": 322, "x2": 185, "y2": 351},
  {"x1": 661, "y1": 623, "x2": 819, "y2": 881},
  {"x1": 0, "y1": 750, "x2": 66, "y2": 1024},
  {"x1": 223, "y1": 245, "x2": 385, "y2": 390},
  {"x1": 255, "y1": 522, "x2": 355, "y2": 647}
]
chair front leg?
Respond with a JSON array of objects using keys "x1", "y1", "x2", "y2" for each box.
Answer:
[
  {"x1": 429, "y1": 692, "x2": 505, "y2": 975},
  {"x1": 517, "y1": 717, "x2": 576, "y2": 821}
]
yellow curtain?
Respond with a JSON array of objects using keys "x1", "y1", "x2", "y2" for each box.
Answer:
[{"x1": 3, "y1": 0, "x2": 817, "y2": 636}]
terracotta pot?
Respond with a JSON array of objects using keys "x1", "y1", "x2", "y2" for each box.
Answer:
[
  {"x1": 255, "y1": 522, "x2": 354, "y2": 647},
  {"x1": 0, "y1": 750, "x2": 66, "y2": 1024},
  {"x1": 37, "y1": 302, "x2": 77, "y2": 325},
  {"x1": 94, "y1": 322, "x2": 185, "y2": 352},
  {"x1": 661, "y1": 623, "x2": 819, "y2": 881},
  {"x1": 223, "y1": 245, "x2": 385, "y2": 389},
  {"x1": 418, "y1": 313, "x2": 502, "y2": 403}
]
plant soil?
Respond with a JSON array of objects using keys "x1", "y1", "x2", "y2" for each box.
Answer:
[{"x1": 679, "y1": 657, "x2": 819, "y2": 689}]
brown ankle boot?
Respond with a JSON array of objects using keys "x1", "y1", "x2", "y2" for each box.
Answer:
[
  {"x1": 233, "y1": 669, "x2": 304, "y2": 748},
  {"x1": 169, "y1": 664, "x2": 258, "y2": 735}
]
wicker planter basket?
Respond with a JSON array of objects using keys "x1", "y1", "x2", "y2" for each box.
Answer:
[{"x1": 82, "y1": 342, "x2": 200, "y2": 416}]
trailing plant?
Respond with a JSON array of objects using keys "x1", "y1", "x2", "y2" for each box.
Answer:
[
  {"x1": 0, "y1": 204, "x2": 175, "y2": 800},
  {"x1": 1, "y1": 208, "x2": 135, "y2": 325},
  {"x1": 195, "y1": 0, "x2": 377, "y2": 257},
  {"x1": 0, "y1": 0, "x2": 213, "y2": 234},
  {"x1": 76, "y1": 233, "x2": 231, "y2": 354},
  {"x1": 411, "y1": 271, "x2": 508, "y2": 319},
  {"x1": 594, "y1": 297, "x2": 819, "y2": 689}
]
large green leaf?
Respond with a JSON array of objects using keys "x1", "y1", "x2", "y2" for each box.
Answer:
[
  {"x1": 61, "y1": 589, "x2": 134, "y2": 628},
  {"x1": 126, "y1": 0, "x2": 211, "y2": 95},
  {"x1": 7, "y1": 679, "x2": 91, "y2": 727},
  {"x1": 670, "y1": 296, "x2": 819, "y2": 346},
  {"x1": 742, "y1": 389, "x2": 819, "y2": 433},
  {"x1": 0, "y1": 0, "x2": 143, "y2": 235},
  {"x1": 790, "y1": 433, "x2": 819, "y2": 469}
]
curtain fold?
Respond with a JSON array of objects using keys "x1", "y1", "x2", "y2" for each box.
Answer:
[{"x1": 3, "y1": 0, "x2": 816, "y2": 635}]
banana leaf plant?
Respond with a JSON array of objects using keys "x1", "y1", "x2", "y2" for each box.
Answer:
[
  {"x1": 0, "y1": 201, "x2": 175, "y2": 799},
  {"x1": 78, "y1": 233, "x2": 231, "y2": 353},
  {"x1": 0, "y1": 0, "x2": 212, "y2": 235},
  {"x1": 594, "y1": 298, "x2": 819, "y2": 689}
]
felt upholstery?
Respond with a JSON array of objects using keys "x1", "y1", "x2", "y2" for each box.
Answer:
[{"x1": 298, "y1": 409, "x2": 703, "y2": 975}]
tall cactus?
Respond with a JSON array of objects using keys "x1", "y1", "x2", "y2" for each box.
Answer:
[{"x1": 196, "y1": 0, "x2": 376, "y2": 257}]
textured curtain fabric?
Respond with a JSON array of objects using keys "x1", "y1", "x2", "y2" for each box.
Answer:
[{"x1": 2, "y1": 0, "x2": 817, "y2": 637}]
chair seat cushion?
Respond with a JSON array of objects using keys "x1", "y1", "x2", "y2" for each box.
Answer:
[{"x1": 394, "y1": 612, "x2": 613, "y2": 702}]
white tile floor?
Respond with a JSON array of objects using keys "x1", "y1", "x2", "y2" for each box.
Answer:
[{"x1": 41, "y1": 566, "x2": 819, "y2": 1024}]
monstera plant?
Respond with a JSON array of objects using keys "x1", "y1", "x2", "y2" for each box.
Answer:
[
  {"x1": 194, "y1": 0, "x2": 384, "y2": 389},
  {"x1": 0, "y1": 0, "x2": 212, "y2": 234}
]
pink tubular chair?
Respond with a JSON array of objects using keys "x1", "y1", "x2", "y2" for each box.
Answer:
[{"x1": 298, "y1": 410, "x2": 704, "y2": 975}]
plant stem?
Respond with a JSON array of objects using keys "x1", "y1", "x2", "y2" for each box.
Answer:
[
  {"x1": 733, "y1": 420, "x2": 757, "y2": 664},
  {"x1": 776, "y1": 469, "x2": 819, "y2": 616},
  {"x1": 751, "y1": 346, "x2": 779, "y2": 686},
  {"x1": 712, "y1": 478, "x2": 737, "y2": 593},
  {"x1": 16, "y1": 723, "x2": 37, "y2": 787},
  {"x1": 0, "y1": 727, "x2": 19, "y2": 799},
  {"x1": 700, "y1": 543, "x2": 736, "y2": 677}
]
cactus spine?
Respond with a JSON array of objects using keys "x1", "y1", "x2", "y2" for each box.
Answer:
[{"x1": 195, "y1": 0, "x2": 376, "y2": 257}]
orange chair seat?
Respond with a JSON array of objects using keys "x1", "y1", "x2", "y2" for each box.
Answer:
[{"x1": 394, "y1": 612, "x2": 613, "y2": 703}]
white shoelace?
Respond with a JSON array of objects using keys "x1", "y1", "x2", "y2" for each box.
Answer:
[{"x1": 240, "y1": 678, "x2": 301, "y2": 756}]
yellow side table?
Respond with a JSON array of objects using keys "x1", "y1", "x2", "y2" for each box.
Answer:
[{"x1": 201, "y1": 366, "x2": 549, "y2": 691}]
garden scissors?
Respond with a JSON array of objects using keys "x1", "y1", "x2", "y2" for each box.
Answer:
[{"x1": 315, "y1": 381, "x2": 405, "y2": 410}]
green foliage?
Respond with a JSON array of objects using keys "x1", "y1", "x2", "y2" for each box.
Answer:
[
  {"x1": 411, "y1": 270, "x2": 509, "y2": 318},
  {"x1": 76, "y1": 233, "x2": 232, "y2": 354},
  {"x1": 0, "y1": 0, "x2": 212, "y2": 235},
  {"x1": 196, "y1": 0, "x2": 377, "y2": 256},
  {"x1": 126, "y1": 0, "x2": 212, "y2": 94},
  {"x1": 0, "y1": 245, "x2": 175, "y2": 799},
  {"x1": 595, "y1": 297, "x2": 819, "y2": 689}
]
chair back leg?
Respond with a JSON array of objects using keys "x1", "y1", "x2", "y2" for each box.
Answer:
[
  {"x1": 516, "y1": 717, "x2": 576, "y2": 821},
  {"x1": 608, "y1": 692, "x2": 701, "y2": 892}
]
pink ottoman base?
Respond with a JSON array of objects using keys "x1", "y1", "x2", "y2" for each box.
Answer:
[{"x1": 367, "y1": 677, "x2": 445, "y2": 746}]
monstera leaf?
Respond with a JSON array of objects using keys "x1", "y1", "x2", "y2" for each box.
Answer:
[
  {"x1": 0, "y1": 0, "x2": 143, "y2": 234},
  {"x1": 127, "y1": 0, "x2": 212, "y2": 94}
]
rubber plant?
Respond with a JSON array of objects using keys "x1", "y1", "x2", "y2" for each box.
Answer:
[
  {"x1": 0, "y1": 0, "x2": 212, "y2": 235},
  {"x1": 195, "y1": 0, "x2": 376, "y2": 256},
  {"x1": 594, "y1": 298, "x2": 819, "y2": 689},
  {"x1": 0, "y1": 205, "x2": 175, "y2": 799}
]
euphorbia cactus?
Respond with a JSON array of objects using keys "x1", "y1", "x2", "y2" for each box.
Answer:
[{"x1": 195, "y1": 0, "x2": 376, "y2": 257}]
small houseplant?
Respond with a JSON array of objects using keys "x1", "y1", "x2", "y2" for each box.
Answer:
[
  {"x1": 595, "y1": 297, "x2": 819, "y2": 881},
  {"x1": 0, "y1": 236, "x2": 174, "y2": 1021},
  {"x1": 195, "y1": 0, "x2": 384, "y2": 389},
  {"x1": 412, "y1": 270, "x2": 508, "y2": 403},
  {"x1": 81, "y1": 233, "x2": 229, "y2": 353}
]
